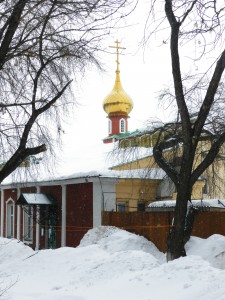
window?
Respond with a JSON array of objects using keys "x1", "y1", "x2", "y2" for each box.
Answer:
[
  {"x1": 120, "y1": 119, "x2": 126, "y2": 133},
  {"x1": 6, "y1": 200, "x2": 14, "y2": 238},
  {"x1": 117, "y1": 202, "x2": 127, "y2": 212},
  {"x1": 141, "y1": 135, "x2": 151, "y2": 147},
  {"x1": 119, "y1": 139, "x2": 130, "y2": 148},
  {"x1": 23, "y1": 206, "x2": 33, "y2": 242},
  {"x1": 202, "y1": 179, "x2": 208, "y2": 195},
  {"x1": 137, "y1": 202, "x2": 145, "y2": 212},
  {"x1": 131, "y1": 137, "x2": 140, "y2": 147},
  {"x1": 108, "y1": 119, "x2": 112, "y2": 134}
]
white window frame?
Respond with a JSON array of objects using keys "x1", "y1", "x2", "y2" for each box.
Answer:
[
  {"x1": 23, "y1": 206, "x2": 33, "y2": 243},
  {"x1": 6, "y1": 198, "x2": 15, "y2": 238},
  {"x1": 120, "y1": 118, "x2": 126, "y2": 133}
]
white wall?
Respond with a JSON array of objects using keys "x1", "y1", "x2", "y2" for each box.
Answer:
[{"x1": 92, "y1": 178, "x2": 117, "y2": 227}]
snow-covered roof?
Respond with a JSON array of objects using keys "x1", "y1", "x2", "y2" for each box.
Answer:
[
  {"x1": 17, "y1": 193, "x2": 56, "y2": 205},
  {"x1": 57, "y1": 167, "x2": 165, "y2": 180},
  {"x1": 148, "y1": 199, "x2": 225, "y2": 210},
  {"x1": 0, "y1": 168, "x2": 165, "y2": 189}
]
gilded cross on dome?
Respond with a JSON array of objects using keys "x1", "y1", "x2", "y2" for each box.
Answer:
[
  {"x1": 103, "y1": 39, "x2": 133, "y2": 118},
  {"x1": 102, "y1": 39, "x2": 133, "y2": 143},
  {"x1": 109, "y1": 39, "x2": 126, "y2": 72}
]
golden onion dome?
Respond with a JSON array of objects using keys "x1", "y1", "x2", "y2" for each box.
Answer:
[{"x1": 103, "y1": 70, "x2": 133, "y2": 115}]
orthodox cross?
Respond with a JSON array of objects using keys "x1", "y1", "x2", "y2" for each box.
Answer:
[{"x1": 109, "y1": 39, "x2": 126, "y2": 72}]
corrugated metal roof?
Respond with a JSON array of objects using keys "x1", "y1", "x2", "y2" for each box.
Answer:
[{"x1": 147, "y1": 199, "x2": 225, "y2": 210}]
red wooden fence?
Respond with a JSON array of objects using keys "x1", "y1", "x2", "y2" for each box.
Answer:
[{"x1": 102, "y1": 211, "x2": 225, "y2": 252}]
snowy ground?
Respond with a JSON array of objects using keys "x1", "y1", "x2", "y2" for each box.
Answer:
[{"x1": 1, "y1": 227, "x2": 225, "y2": 300}]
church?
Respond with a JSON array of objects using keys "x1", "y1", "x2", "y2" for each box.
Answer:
[{"x1": 0, "y1": 40, "x2": 224, "y2": 250}]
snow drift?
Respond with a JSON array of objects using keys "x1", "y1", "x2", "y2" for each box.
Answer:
[{"x1": 0, "y1": 227, "x2": 225, "y2": 300}]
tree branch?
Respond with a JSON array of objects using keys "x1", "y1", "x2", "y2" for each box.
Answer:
[
  {"x1": 21, "y1": 79, "x2": 72, "y2": 148},
  {"x1": 180, "y1": 1, "x2": 197, "y2": 25},
  {"x1": 0, "y1": 0, "x2": 28, "y2": 69},
  {"x1": 0, "y1": 144, "x2": 46, "y2": 182},
  {"x1": 153, "y1": 136, "x2": 180, "y2": 185},
  {"x1": 194, "y1": 49, "x2": 225, "y2": 138},
  {"x1": 191, "y1": 132, "x2": 225, "y2": 185},
  {"x1": 165, "y1": 0, "x2": 191, "y2": 138}
]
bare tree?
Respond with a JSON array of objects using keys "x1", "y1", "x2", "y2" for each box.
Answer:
[
  {"x1": 141, "y1": 1, "x2": 225, "y2": 260},
  {"x1": 0, "y1": 0, "x2": 134, "y2": 183}
]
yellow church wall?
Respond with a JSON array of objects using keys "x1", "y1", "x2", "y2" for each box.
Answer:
[
  {"x1": 116, "y1": 178, "x2": 160, "y2": 211},
  {"x1": 111, "y1": 147, "x2": 183, "y2": 171},
  {"x1": 111, "y1": 156, "x2": 157, "y2": 171},
  {"x1": 204, "y1": 159, "x2": 225, "y2": 199},
  {"x1": 192, "y1": 181, "x2": 205, "y2": 199},
  {"x1": 195, "y1": 142, "x2": 225, "y2": 199},
  {"x1": 172, "y1": 180, "x2": 205, "y2": 200},
  {"x1": 128, "y1": 199, "x2": 138, "y2": 212}
]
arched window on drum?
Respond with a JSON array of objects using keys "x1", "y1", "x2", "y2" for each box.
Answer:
[{"x1": 120, "y1": 118, "x2": 126, "y2": 133}]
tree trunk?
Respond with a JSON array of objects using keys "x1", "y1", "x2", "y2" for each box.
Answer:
[
  {"x1": 166, "y1": 184, "x2": 192, "y2": 261},
  {"x1": 183, "y1": 206, "x2": 198, "y2": 244}
]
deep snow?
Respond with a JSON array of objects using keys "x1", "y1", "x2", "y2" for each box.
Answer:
[{"x1": 0, "y1": 227, "x2": 225, "y2": 300}]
